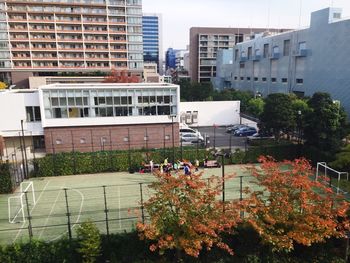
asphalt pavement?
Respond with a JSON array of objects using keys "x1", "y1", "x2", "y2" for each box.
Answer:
[{"x1": 197, "y1": 126, "x2": 247, "y2": 150}]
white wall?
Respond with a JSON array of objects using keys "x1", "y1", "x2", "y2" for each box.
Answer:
[
  {"x1": 179, "y1": 101, "x2": 240, "y2": 127},
  {"x1": 0, "y1": 91, "x2": 43, "y2": 137}
]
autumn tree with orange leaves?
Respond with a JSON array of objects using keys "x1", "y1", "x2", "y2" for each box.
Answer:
[
  {"x1": 137, "y1": 170, "x2": 241, "y2": 258},
  {"x1": 104, "y1": 69, "x2": 141, "y2": 83},
  {"x1": 244, "y1": 156, "x2": 349, "y2": 252}
]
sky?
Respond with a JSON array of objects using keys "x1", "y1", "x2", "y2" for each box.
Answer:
[{"x1": 142, "y1": 0, "x2": 350, "y2": 51}]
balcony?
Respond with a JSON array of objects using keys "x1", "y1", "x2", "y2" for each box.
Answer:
[
  {"x1": 270, "y1": 52, "x2": 280, "y2": 60},
  {"x1": 32, "y1": 57, "x2": 58, "y2": 61},
  {"x1": 295, "y1": 49, "x2": 308, "y2": 57},
  {"x1": 253, "y1": 55, "x2": 261, "y2": 61},
  {"x1": 59, "y1": 57, "x2": 84, "y2": 61},
  {"x1": 239, "y1": 56, "x2": 247, "y2": 62}
]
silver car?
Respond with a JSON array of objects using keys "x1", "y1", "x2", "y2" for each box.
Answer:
[{"x1": 181, "y1": 133, "x2": 204, "y2": 143}]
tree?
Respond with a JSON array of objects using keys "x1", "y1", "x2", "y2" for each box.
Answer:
[
  {"x1": 103, "y1": 69, "x2": 140, "y2": 83},
  {"x1": 137, "y1": 170, "x2": 241, "y2": 258},
  {"x1": 76, "y1": 220, "x2": 101, "y2": 263},
  {"x1": 304, "y1": 92, "x2": 347, "y2": 152},
  {"x1": 247, "y1": 98, "x2": 265, "y2": 117},
  {"x1": 244, "y1": 156, "x2": 349, "y2": 252},
  {"x1": 0, "y1": 82, "x2": 7, "y2": 90},
  {"x1": 260, "y1": 93, "x2": 295, "y2": 140}
]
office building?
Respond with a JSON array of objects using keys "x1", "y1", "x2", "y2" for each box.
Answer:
[
  {"x1": 0, "y1": 0, "x2": 144, "y2": 87},
  {"x1": 165, "y1": 48, "x2": 177, "y2": 70},
  {"x1": 142, "y1": 13, "x2": 162, "y2": 73},
  {"x1": 189, "y1": 27, "x2": 287, "y2": 83},
  {"x1": 214, "y1": 8, "x2": 350, "y2": 114}
]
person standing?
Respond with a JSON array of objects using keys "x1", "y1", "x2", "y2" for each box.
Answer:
[{"x1": 150, "y1": 159, "x2": 154, "y2": 173}]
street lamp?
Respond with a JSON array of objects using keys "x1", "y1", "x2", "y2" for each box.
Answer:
[
  {"x1": 215, "y1": 153, "x2": 226, "y2": 212},
  {"x1": 169, "y1": 114, "x2": 177, "y2": 167}
]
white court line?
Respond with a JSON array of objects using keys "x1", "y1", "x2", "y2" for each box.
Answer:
[
  {"x1": 13, "y1": 180, "x2": 51, "y2": 243},
  {"x1": 49, "y1": 188, "x2": 84, "y2": 242},
  {"x1": 38, "y1": 185, "x2": 64, "y2": 239},
  {"x1": 118, "y1": 186, "x2": 121, "y2": 230}
]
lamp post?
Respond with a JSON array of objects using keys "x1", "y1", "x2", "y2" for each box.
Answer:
[
  {"x1": 169, "y1": 114, "x2": 176, "y2": 166},
  {"x1": 215, "y1": 153, "x2": 226, "y2": 212}
]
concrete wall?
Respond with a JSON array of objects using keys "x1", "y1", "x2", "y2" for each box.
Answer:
[{"x1": 179, "y1": 101, "x2": 240, "y2": 127}]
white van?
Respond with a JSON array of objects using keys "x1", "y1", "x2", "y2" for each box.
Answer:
[{"x1": 179, "y1": 125, "x2": 204, "y2": 141}]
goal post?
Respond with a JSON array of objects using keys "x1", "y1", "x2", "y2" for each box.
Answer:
[
  {"x1": 8, "y1": 181, "x2": 36, "y2": 224},
  {"x1": 316, "y1": 162, "x2": 349, "y2": 194}
]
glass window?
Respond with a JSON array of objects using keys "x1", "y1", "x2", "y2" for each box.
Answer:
[
  {"x1": 283, "y1": 40, "x2": 290, "y2": 56},
  {"x1": 263, "y1": 44, "x2": 269, "y2": 58}
]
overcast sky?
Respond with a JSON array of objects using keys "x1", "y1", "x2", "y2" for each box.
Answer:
[{"x1": 142, "y1": 0, "x2": 350, "y2": 51}]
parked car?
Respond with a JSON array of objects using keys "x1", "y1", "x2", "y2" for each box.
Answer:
[
  {"x1": 181, "y1": 133, "x2": 204, "y2": 143},
  {"x1": 180, "y1": 127, "x2": 203, "y2": 138},
  {"x1": 233, "y1": 126, "x2": 257, "y2": 137},
  {"x1": 226, "y1": 124, "x2": 247, "y2": 133},
  {"x1": 247, "y1": 132, "x2": 274, "y2": 142}
]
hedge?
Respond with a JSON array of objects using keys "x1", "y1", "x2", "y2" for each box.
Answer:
[
  {"x1": 0, "y1": 161, "x2": 12, "y2": 194},
  {"x1": 0, "y1": 229, "x2": 346, "y2": 263},
  {"x1": 33, "y1": 147, "x2": 208, "y2": 177}
]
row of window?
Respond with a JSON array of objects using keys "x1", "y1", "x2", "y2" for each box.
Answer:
[
  {"x1": 235, "y1": 40, "x2": 307, "y2": 60},
  {"x1": 233, "y1": 76, "x2": 304, "y2": 84}
]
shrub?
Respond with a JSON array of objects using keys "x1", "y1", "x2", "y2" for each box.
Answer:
[
  {"x1": 0, "y1": 161, "x2": 12, "y2": 193},
  {"x1": 76, "y1": 220, "x2": 101, "y2": 263}
]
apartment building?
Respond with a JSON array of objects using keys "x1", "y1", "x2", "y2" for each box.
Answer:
[
  {"x1": 0, "y1": 0, "x2": 144, "y2": 87},
  {"x1": 189, "y1": 27, "x2": 288, "y2": 83},
  {"x1": 214, "y1": 8, "x2": 350, "y2": 114},
  {"x1": 142, "y1": 13, "x2": 162, "y2": 73}
]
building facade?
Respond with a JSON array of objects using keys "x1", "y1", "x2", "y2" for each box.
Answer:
[
  {"x1": 142, "y1": 13, "x2": 162, "y2": 73},
  {"x1": 0, "y1": 0, "x2": 144, "y2": 87},
  {"x1": 189, "y1": 27, "x2": 288, "y2": 83},
  {"x1": 214, "y1": 8, "x2": 350, "y2": 114},
  {"x1": 0, "y1": 83, "x2": 180, "y2": 154},
  {"x1": 165, "y1": 48, "x2": 176, "y2": 70}
]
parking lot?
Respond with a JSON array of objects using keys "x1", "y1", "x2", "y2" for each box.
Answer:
[{"x1": 197, "y1": 126, "x2": 247, "y2": 150}]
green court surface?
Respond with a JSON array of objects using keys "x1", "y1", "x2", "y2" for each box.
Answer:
[{"x1": 0, "y1": 164, "x2": 258, "y2": 245}]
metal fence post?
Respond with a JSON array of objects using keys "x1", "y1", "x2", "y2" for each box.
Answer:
[
  {"x1": 103, "y1": 186, "x2": 110, "y2": 238},
  {"x1": 239, "y1": 175, "x2": 244, "y2": 218},
  {"x1": 139, "y1": 183, "x2": 145, "y2": 224},
  {"x1": 221, "y1": 154, "x2": 225, "y2": 213},
  {"x1": 64, "y1": 188, "x2": 72, "y2": 241},
  {"x1": 24, "y1": 191, "x2": 33, "y2": 240}
]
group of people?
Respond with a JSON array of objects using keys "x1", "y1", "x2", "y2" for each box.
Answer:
[{"x1": 147, "y1": 158, "x2": 201, "y2": 175}]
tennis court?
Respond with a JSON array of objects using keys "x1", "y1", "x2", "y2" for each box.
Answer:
[{"x1": 0, "y1": 164, "x2": 258, "y2": 245}]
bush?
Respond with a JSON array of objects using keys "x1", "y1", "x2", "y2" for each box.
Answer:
[
  {"x1": 76, "y1": 221, "x2": 101, "y2": 263},
  {"x1": 0, "y1": 161, "x2": 12, "y2": 193}
]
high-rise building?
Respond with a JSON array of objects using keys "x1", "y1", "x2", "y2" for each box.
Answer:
[
  {"x1": 214, "y1": 8, "x2": 350, "y2": 115},
  {"x1": 165, "y1": 48, "x2": 176, "y2": 70},
  {"x1": 142, "y1": 13, "x2": 162, "y2": 73},
  {"x1": 0, "y1": 0, "x2": 144, "y2": 87},
  {"x1": 189, "y1": 27, "x2": 288, "y2": 83}
]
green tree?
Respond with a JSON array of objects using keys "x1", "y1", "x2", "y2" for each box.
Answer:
[
  {"x1": 304, "y1": 92, "x2": 347, "y2": 152},
  {"x1": 76, "y1": 220, "x2": 101, "y2": 263},
  {"x1": 260, "y1": 93, "x2": 295, "y2": 140},
  {"x1": 247, "y1": 98, "x2": 265, "y2": 117}
]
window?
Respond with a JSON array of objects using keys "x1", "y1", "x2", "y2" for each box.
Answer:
[
  {"x1": 263, "y1": 44, "x2": 269, "y2": 58},
  {"x1": 234, "y1": 76, "x2": 238, "y2": 80},
  {"x1": 80, "y1": 138, "x2": 86, "y2": 144},
  {"x1": 247, "y1": 77, "x2": 251, "y2": 81},
  {"x1": 271, "y1": 78, "x2": 277, "y2": 83},
  {"x1": 254, "y1": 77, "x2": 258, "y2": 82},
  {"x1": 296, "y1": 78, "x2": 304, "y2": 84},
  {"x1": 298, "y1": 42, "x2": 306, "y2": 51},
  {"x1": 247, "y1": 47, "x2": 252, "y2": 59},
  {"x1": 333, "y1": 12, "x2": 341, "y2": 19},
  {"x1": 283, "y1": 40, "x2": 290, "y2": 56},
  {"x1": 235, "y1": 49, "x2": 238, "y2": 61},
  {"x1": 272, "y1": 46, "x2": 279, "y2": 55},
  {"x1": 55, "y1": 139, "x2": 62, "y2": 145},
  {"x1": 240, "y1": 77, "x2": 244, "y2": 80},
  {"x1": 262, "y1": 77, "x2": 267, "y2": 82},
  {"x1": 239, "y1": 63, "x2": 245, "y2": 69},
  {"x1": 282, "y1": 78, "x2": 288, "y2": 83},
  {"x1": 26, "y1": 106, "x2": 41, "y2": 122}
]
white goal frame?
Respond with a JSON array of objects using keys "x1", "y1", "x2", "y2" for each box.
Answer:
[
  {"x1": 8, "y1": 181, "x2": 36, "y2": 224},
  {"x1": 316, "y1": 162, "x2": 349, "y2": 194}
]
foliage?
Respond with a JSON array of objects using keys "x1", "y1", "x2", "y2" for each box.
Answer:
[
  {"x1": 304, "y1": 92, "x2": 348, "y2": 152},
  {"x1": 137, "y1": 170, "x2": 241, "y2": 258},
  {"x1": 0, "y1": 161, "x2": 12, "y2": 193},
  {"x1": 260, "y1": 93, "x2": 296, "y2": 140},
  {"x1": 330, "y1": 145, "x2": 350, "y2": 173},
  {"x1": 76, "y1": 220, "x2": 101, "y2": 263},
  {"x1": 246, "y1": 98, "x2": 265, "y2": 118},
  {"x1": 103, "y1": 69, "x2": 140, "y2": 83},
  {"x1": 0, "y1": 82, "x2": 7, "y2": 90},
  {"x1": 178, "y1": 79, "x2": 214, "y2": 102},
  {"x1": 244, "y1": 156, "x2": 349, "y2": 252}
]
